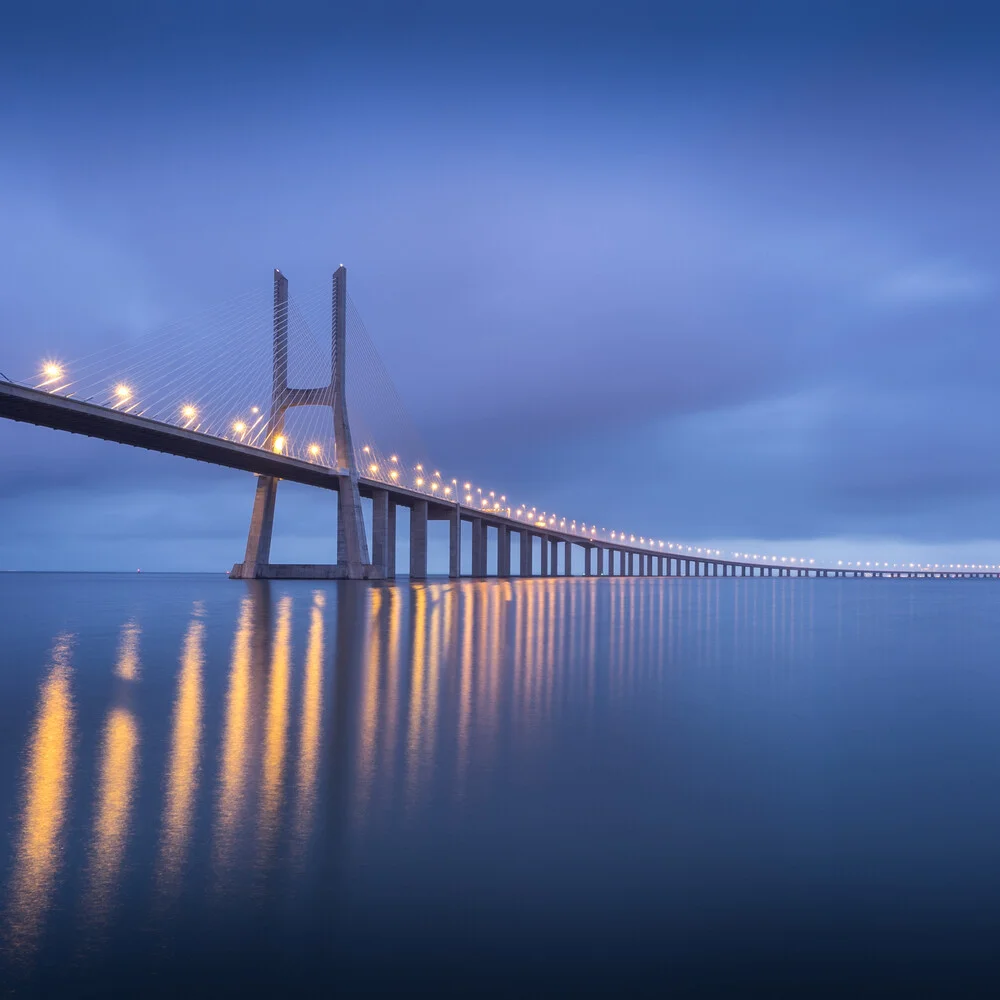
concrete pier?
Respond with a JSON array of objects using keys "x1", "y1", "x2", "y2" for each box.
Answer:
[
  {"x1": 471, "y1": 517, "x2": 487, "y2": 577},
  {"x1": 386, "y1": 501, "x2": 396, "y2": 578},
  {"x1": 497, "y1": 525, "x2": 511, "y2": 577},
  {"x1": 520, "y1": 529, "x2": 532, "y2": 576},
  {"x1": 372, "y1": 488, "x2": 391, "y2": 577},
  {"x1": 449, "y1": 507, "x2": 461, "y2": 578},
  {"x1": 410, "y1": 499, "x2": 428, "y2": 579}
]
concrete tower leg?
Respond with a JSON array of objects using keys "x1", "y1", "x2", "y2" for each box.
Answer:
[
  {"x1": 236, "y1": 474, "x2": 279, "y2": 578},
  {"x1": 564, "y1": 541, "x2": 573, "y2": 576},
  {"x1": 540, "y1": 537, "x2": 549, "y2": 576},
  {"x1": 550, "y1": 539, "x2": 558, "y2": 575},
  {"x1": 331, "y1": 267, "x2": 370, "y2": 577}
]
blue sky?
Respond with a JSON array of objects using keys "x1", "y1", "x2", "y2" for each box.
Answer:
[{"x1": 2, "y1": 0, "x2": 1000, "y2": 570}]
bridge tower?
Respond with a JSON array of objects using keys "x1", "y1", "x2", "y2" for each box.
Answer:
[{"x1": 230, "y1": 266, "x2": 371, "y2": 579}]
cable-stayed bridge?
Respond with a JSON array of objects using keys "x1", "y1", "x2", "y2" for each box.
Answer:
[{"x1": 2, "y1": 266, "x2": 997, "y2": 581}]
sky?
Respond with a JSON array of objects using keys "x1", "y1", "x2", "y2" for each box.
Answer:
[{"x1": 2, "y1": 0, "x2": 1000, "y2": 571}]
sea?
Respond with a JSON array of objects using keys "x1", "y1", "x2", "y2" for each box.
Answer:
[{"x1": 2, "y1": 572, "x2": 1000, "y2": 996}]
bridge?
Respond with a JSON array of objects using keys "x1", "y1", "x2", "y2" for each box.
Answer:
[{"x1": 2, "y1": 266, "x2": 997, "y2": 582}]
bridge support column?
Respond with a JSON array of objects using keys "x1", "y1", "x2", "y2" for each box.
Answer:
[
  {"x1": 372, "y1": 488, "x2": 392, "y2": 578},
  {"x1": 564, "y1": 540, "x2": 573, "y2": 576},
  {"x1": 550, "y1": 539, "x2": 559, "y2": 575},
  {"x1": 449, "y1": 506, "x2": 461, "y2": 579},
  {"x1": 409, "y1": 500, "x2": 428, "y2": 580},
  {"x1": 539, "y1": 536, "x2": 549, "y2": 576},
  {"x1": 387, "y1": 501, "x2": 397, "y2": 578},
  {"x1": 520, "y1": 530, "x2": 533, "y2": 576},
  {"x1": 471, "y1": 518, "x2": 486, "y2": 577},
  {"x1": 497, "y1": 525, "x2": 511, "y2": 577}
]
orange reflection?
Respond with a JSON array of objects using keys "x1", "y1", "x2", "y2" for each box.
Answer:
[
  {"x1": 354, "y1": 588, "x2": 382, "y2": 826},
  {"x1": 157, "y1": 606, "x2": 205, "y2": 892},
  {"x1": 6, "y1": 634, "x2": 74, "y2": 957},
  {"x1": 293, "y1": 591, "x2": 325, "y2": 856},
  {"x1": 114, "y1": 619, "x2": 140, "y2": 681},
  {"x1": 87, "y1": 705, "x2": 140, "y2": 921},
  {"x1": 405, "y1": 586, "x2": 428, "y2": 806},
  {"x1": 423, "y1": 586, "x2": 442, "y2": 790},
  {"x1": 214, "y1": 596, "x2": 255, "y2": 873},
  {"x1": 259, "y1": 595, "x2": 292, "y2": 857}
]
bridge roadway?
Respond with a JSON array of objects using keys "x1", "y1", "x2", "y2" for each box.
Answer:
[{"x1": 3, "y1": 380, "x2": 998, "y2": 581}]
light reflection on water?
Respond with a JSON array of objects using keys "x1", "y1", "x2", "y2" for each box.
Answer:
[
  {"x1": 4, "y1": 575, "x2": 1000, "y2": 992},
  {"x1": 157, "y1": 605, "x2": 204, "y2": 895},
  {"x1": 5, "y1": 633, "x2": 74, "y2": 959}
]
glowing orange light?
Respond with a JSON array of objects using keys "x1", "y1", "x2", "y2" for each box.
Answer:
[
  {"x1": 232, "y1": 420, "x2": 247, "y2": 434},
  {"x1": 273, "y1": 436, "x2": 285, "y2": 454}
]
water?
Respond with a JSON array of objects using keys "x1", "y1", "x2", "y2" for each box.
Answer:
[{"x1": 2, "y1": 573, "x2": 1000, "y2": 995}]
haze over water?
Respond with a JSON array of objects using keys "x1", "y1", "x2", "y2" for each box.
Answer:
[{"x1": 3, "y1": 573, "x2": 1000, "y2": 994}]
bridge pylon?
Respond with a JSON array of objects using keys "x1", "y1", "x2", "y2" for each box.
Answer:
[{"x1": 230, "y1": 266, "x2": 373, "y2": 580}]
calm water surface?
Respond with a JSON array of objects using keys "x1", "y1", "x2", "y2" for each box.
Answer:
[{"x1": 3, "y1": 573, "x2": 1000, "y2": 995}]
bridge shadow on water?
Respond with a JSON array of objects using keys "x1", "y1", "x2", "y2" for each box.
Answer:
[{"x1": 3, "y1": 575, "x2": 1000, "y2": 995}]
